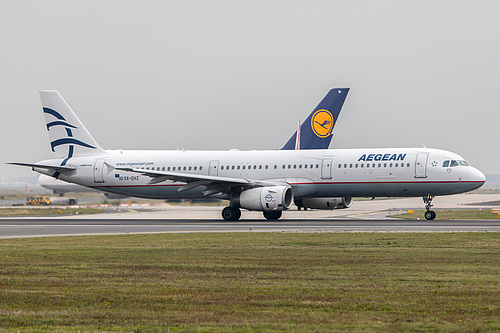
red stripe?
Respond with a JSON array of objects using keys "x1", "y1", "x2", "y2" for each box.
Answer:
[{"x1": 89, "y1": 180, "x2": 484, "y2": 189}]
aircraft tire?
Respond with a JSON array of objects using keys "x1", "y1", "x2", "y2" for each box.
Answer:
[
  {"x1": 222, "y1": 206, "x2": 240, "y2": 221},
  {"x1": 263, "y1": 210, "x2": 282, "y2": 220},
  {"x1": 425, "y1": 210, "x2": 436, "y2": 220}
]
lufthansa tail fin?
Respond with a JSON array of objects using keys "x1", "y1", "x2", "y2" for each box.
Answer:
[
  {"x1": 40, "y1": 90, "x2": 106, "y2": 161},
  {"x1": 281, "y1": 88, "x2": 349, "y2": 150}
]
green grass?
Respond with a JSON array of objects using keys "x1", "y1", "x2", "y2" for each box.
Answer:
[
  {"x1": 0, "y1": 207, "x2": 105, "y2": 217},
  {"x1": 394, "y1": 209, "x2": 500, "y2": 220},
  {"x1": 0, "y1": 233, "x2": 499, "y2": 332}
]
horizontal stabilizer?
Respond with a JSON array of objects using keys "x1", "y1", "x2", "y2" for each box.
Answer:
[{"x1": 7, "y1": 162, "x2": 76, "y2": 171}]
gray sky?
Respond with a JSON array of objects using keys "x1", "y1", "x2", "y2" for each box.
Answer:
[{"x1": 1, "y1": 0, "x2": 499, "y2": 178}]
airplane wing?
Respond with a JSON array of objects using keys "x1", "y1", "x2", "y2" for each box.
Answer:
[
  {"x1": 114, "y1": 166, "x2": 283, "y2": 195},
  {"x1": 7, "y1": 162, "x2": 76, "y2": 171}
]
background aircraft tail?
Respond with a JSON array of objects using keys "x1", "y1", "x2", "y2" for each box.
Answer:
[
  {"x1": 281, "y1": 88, "x2": 349, "y2": 150},
  {"x1": 40, "y1": 90, "x2": 106, "y2": 161}
]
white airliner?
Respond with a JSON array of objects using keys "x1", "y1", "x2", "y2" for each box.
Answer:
[{"x1": 10, "y1": 90, "x2": 485, "y2": 221}]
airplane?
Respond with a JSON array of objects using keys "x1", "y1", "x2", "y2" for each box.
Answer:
[{"x1": 9, "y1": 89, "x2": 485, "y2": 221}]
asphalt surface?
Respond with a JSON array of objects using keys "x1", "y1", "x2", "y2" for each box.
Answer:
[{"x1": 0, "y1": 218, "x2": 499, "y2": 238}]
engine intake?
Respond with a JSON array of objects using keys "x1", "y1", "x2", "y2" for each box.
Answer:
[
  {"x1": 295, "y1": 197, "x2": 353, "y2": 210},
  {"x1": 233, "y1": 186, "x2": 293, "y2": 211}
]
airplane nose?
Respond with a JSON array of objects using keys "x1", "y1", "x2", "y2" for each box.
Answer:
[{"x1": 470, "y1": 167, "x2": 486, "y2": 184}]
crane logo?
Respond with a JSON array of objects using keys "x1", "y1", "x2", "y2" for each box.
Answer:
[{"x1": 311, "y1": 109, "x2": 334, "y2": 138}]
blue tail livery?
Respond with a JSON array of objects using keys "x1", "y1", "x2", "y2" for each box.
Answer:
[{"x1": 281, "y1": 88, "x2": 349, "y2": 150}]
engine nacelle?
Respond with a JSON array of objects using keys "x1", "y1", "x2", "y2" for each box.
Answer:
[
  {"x1": 295, "y1": 197, "x2": 353, "y2": 210},
  {"x1": 233, "y1": 186, "x2": 294, "y2": 211}
]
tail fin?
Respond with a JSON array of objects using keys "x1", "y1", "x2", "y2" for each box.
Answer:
[
  {"x1": 281, "y1": 88, "x2": 349, "y2": 150},
  {"x1": 40, "y1": 90, "x2": 106, "y2": 161}
]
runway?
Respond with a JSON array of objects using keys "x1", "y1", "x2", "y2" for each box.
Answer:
[
  {"x1": 0, "y1": 218, "x2": 499, "y2": 238},
  {"x1": 2, "y1": 194, "x2": 500, "y2": 238}
]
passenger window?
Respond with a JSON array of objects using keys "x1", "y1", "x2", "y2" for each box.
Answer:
[
  {"x1": 259, "y1": 165, "x2": 262, "y2": 169},
  {"x1": 283, "y1": 165, "x2": 285, "y2": 169},
  {"x1": 294, "y1": 165, "x2": 296, "y2": 169},
  {"x1": 443, "y1": 160, "x2": 450, "y2": 167},
  {"x1": 288, "y1": 165, "x2": 291, "y2": 169},
  {"x1": 316, "y1": 164, "x2": 319, "y2": 168},
  {"x1": 344, "y1": 164, "x2": 347, "y2": 168},
  {"x1": 183, "y1": 166, "x2": 186, "y2": 171},
  {"x1": 194, "y1": 166, "x2": 197, "y2": 171},
  {"x1": 389, "y1": 163, "x2": 392, "y2": 167},
  {"x1": 162, "y1": 167, "x2": 165, "y2": 171},
  {"x1": 378, "y1": 163, "x2": 381, "y2": 168},
  {"x1": 366, "y1": 164, "x2": 369, "y2": 168},
  {"x1": 265, "y1": 165, "x2": 268, "y2": 169},
  {"x1": 355, "y1": 164, "x2": 358, "y2": 168},
  {"x1": 173, "y1": 167, "x2": 176, "y2": 171},
  {"x1": 232, "y1": 166, "x2": 235, "y2": 170},
  {"x1": 304, "y1": 164, "x2": 307, "y2": 169},
  {"x1": 242, "y1": 165, "x2": 246, "y2": 170},
  {"x1": 406, "y1": 163, "x2": 410, "y2": 167},
  {"x1": 254, "y1": 165, "x2": 257, "y2": 169},
  {"x1": 350, "y1": 164, "x2": 352, "y2": 168},
  {"x1": 383, "y1": 163, "x2": 387, "y2": 168},
  {"x1": 361, "y1": 164, "x2": 364, "y2": 168},
  {"x1": 237, "y1": 166, "x2": 240, "y2": 170},
  {"x1": 338, "y1": 164, "x2": 342, "y2": 168},
  {"x1": 189, "y1": 166, "x2": 192, "y2": 171},
  {"x1": 373, "y1": 163, "x2": 376, "y2": 168},
  {"x1": 220, "y1": 166, "x2": 224, "y2": 170},
  {"x1": 395, "y1": 163, "x2": 398, "y2": 167},
  {"x1": 200, "y1": 166, "x2": 202, "y2": 171},
  {"x1": 299, "y1": 164, "x2": 302, "y2": 169},
  {"x1": 274, "y1": 165, "x2": 277, "y2": 169},
  {"x1": 168, "y1": 167, "x2": 171, "y2": 171},
  {"x1": 450, "y1": 160, "x2": 459, "y2": 167}
]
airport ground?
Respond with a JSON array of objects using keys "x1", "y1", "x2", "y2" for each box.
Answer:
[{"x1": 1, "y1": 192, "x2": 499, "y2": 331}]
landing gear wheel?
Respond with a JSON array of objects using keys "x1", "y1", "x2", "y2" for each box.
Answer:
[
  {"x1": 423, "y1": 194, "x2": 436, "y2": 220},
  {"x1": 263, "y1": 211, "x2": 282, "y2": 220},
  {"x1": 424, "y1": 210, "x2": 436, "y2": 220},
  {"x1": 222, "y1": 206, "x2": 241, "y2": 221}
]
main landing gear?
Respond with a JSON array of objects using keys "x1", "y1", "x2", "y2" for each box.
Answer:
[
  {"x1": 423, "y1": 194, "x2": 436, "y2": 220},
  {"x1": 222, "y1": 206, "x2": 241, "y2": 221},
  {"x1": 221, "y1": 207, "x2": 283, "y2": 221}
]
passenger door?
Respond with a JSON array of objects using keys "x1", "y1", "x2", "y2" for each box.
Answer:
[
  {"x1": 93, "y1": 159, "x2": 105, "y2": 183},
  {"x1": 415, "y1": 153, "x2": 429, "y2": 178}
]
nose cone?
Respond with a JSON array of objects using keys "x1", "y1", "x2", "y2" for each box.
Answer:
[{"x1": 469, "y1": 167, "x2": 486, "y2": 190}]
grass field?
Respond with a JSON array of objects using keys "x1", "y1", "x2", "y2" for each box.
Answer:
[
  {"x1": 394, "y1": 209, "x2": 500, "y2": 220},
  {"x1": 0, "y1": 233, "x2": 499, "y2": 332},
  {"x1": 0, "y1": 207, "x2": 105, "y2": 217}
]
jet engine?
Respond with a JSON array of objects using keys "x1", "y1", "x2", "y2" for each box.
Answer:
[
  {"x1": 295, "y1": 197, "x2": 353, "y2": 210},
  {"x1": 232, "y1": 186, "x2": 293, "y2": 211}
]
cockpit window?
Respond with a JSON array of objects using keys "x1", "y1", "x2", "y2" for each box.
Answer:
[
  {"x1": 458, "y1": 160, "x2": 469, "y2": 166},
  {"x1": 450, "y1": 160, "x2": 459, "y2": 167},
  {"x1": 443, "y1": 160, "x2": 450, "y2": 167}
]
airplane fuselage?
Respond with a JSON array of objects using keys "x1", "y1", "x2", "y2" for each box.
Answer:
[{"x1": 34, "y1": 147, "x2": 485, "y2": 200}]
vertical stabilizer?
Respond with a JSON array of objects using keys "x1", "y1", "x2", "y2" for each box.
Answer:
[
  {"x1": 282, "y1": 88, "x2": 349, "y2": 150},
  {"x1": 40, "y1": 90, "x2": 106, "y2": 161}
]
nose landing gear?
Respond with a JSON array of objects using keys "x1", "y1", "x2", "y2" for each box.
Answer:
[{"x1": 423, "y1": 195, "x2": 436, "y2": 220}]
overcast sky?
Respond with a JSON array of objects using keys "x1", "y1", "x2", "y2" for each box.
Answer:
[{"x1": 1, "y1": 0, "x2": 499, "y2": 178}]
